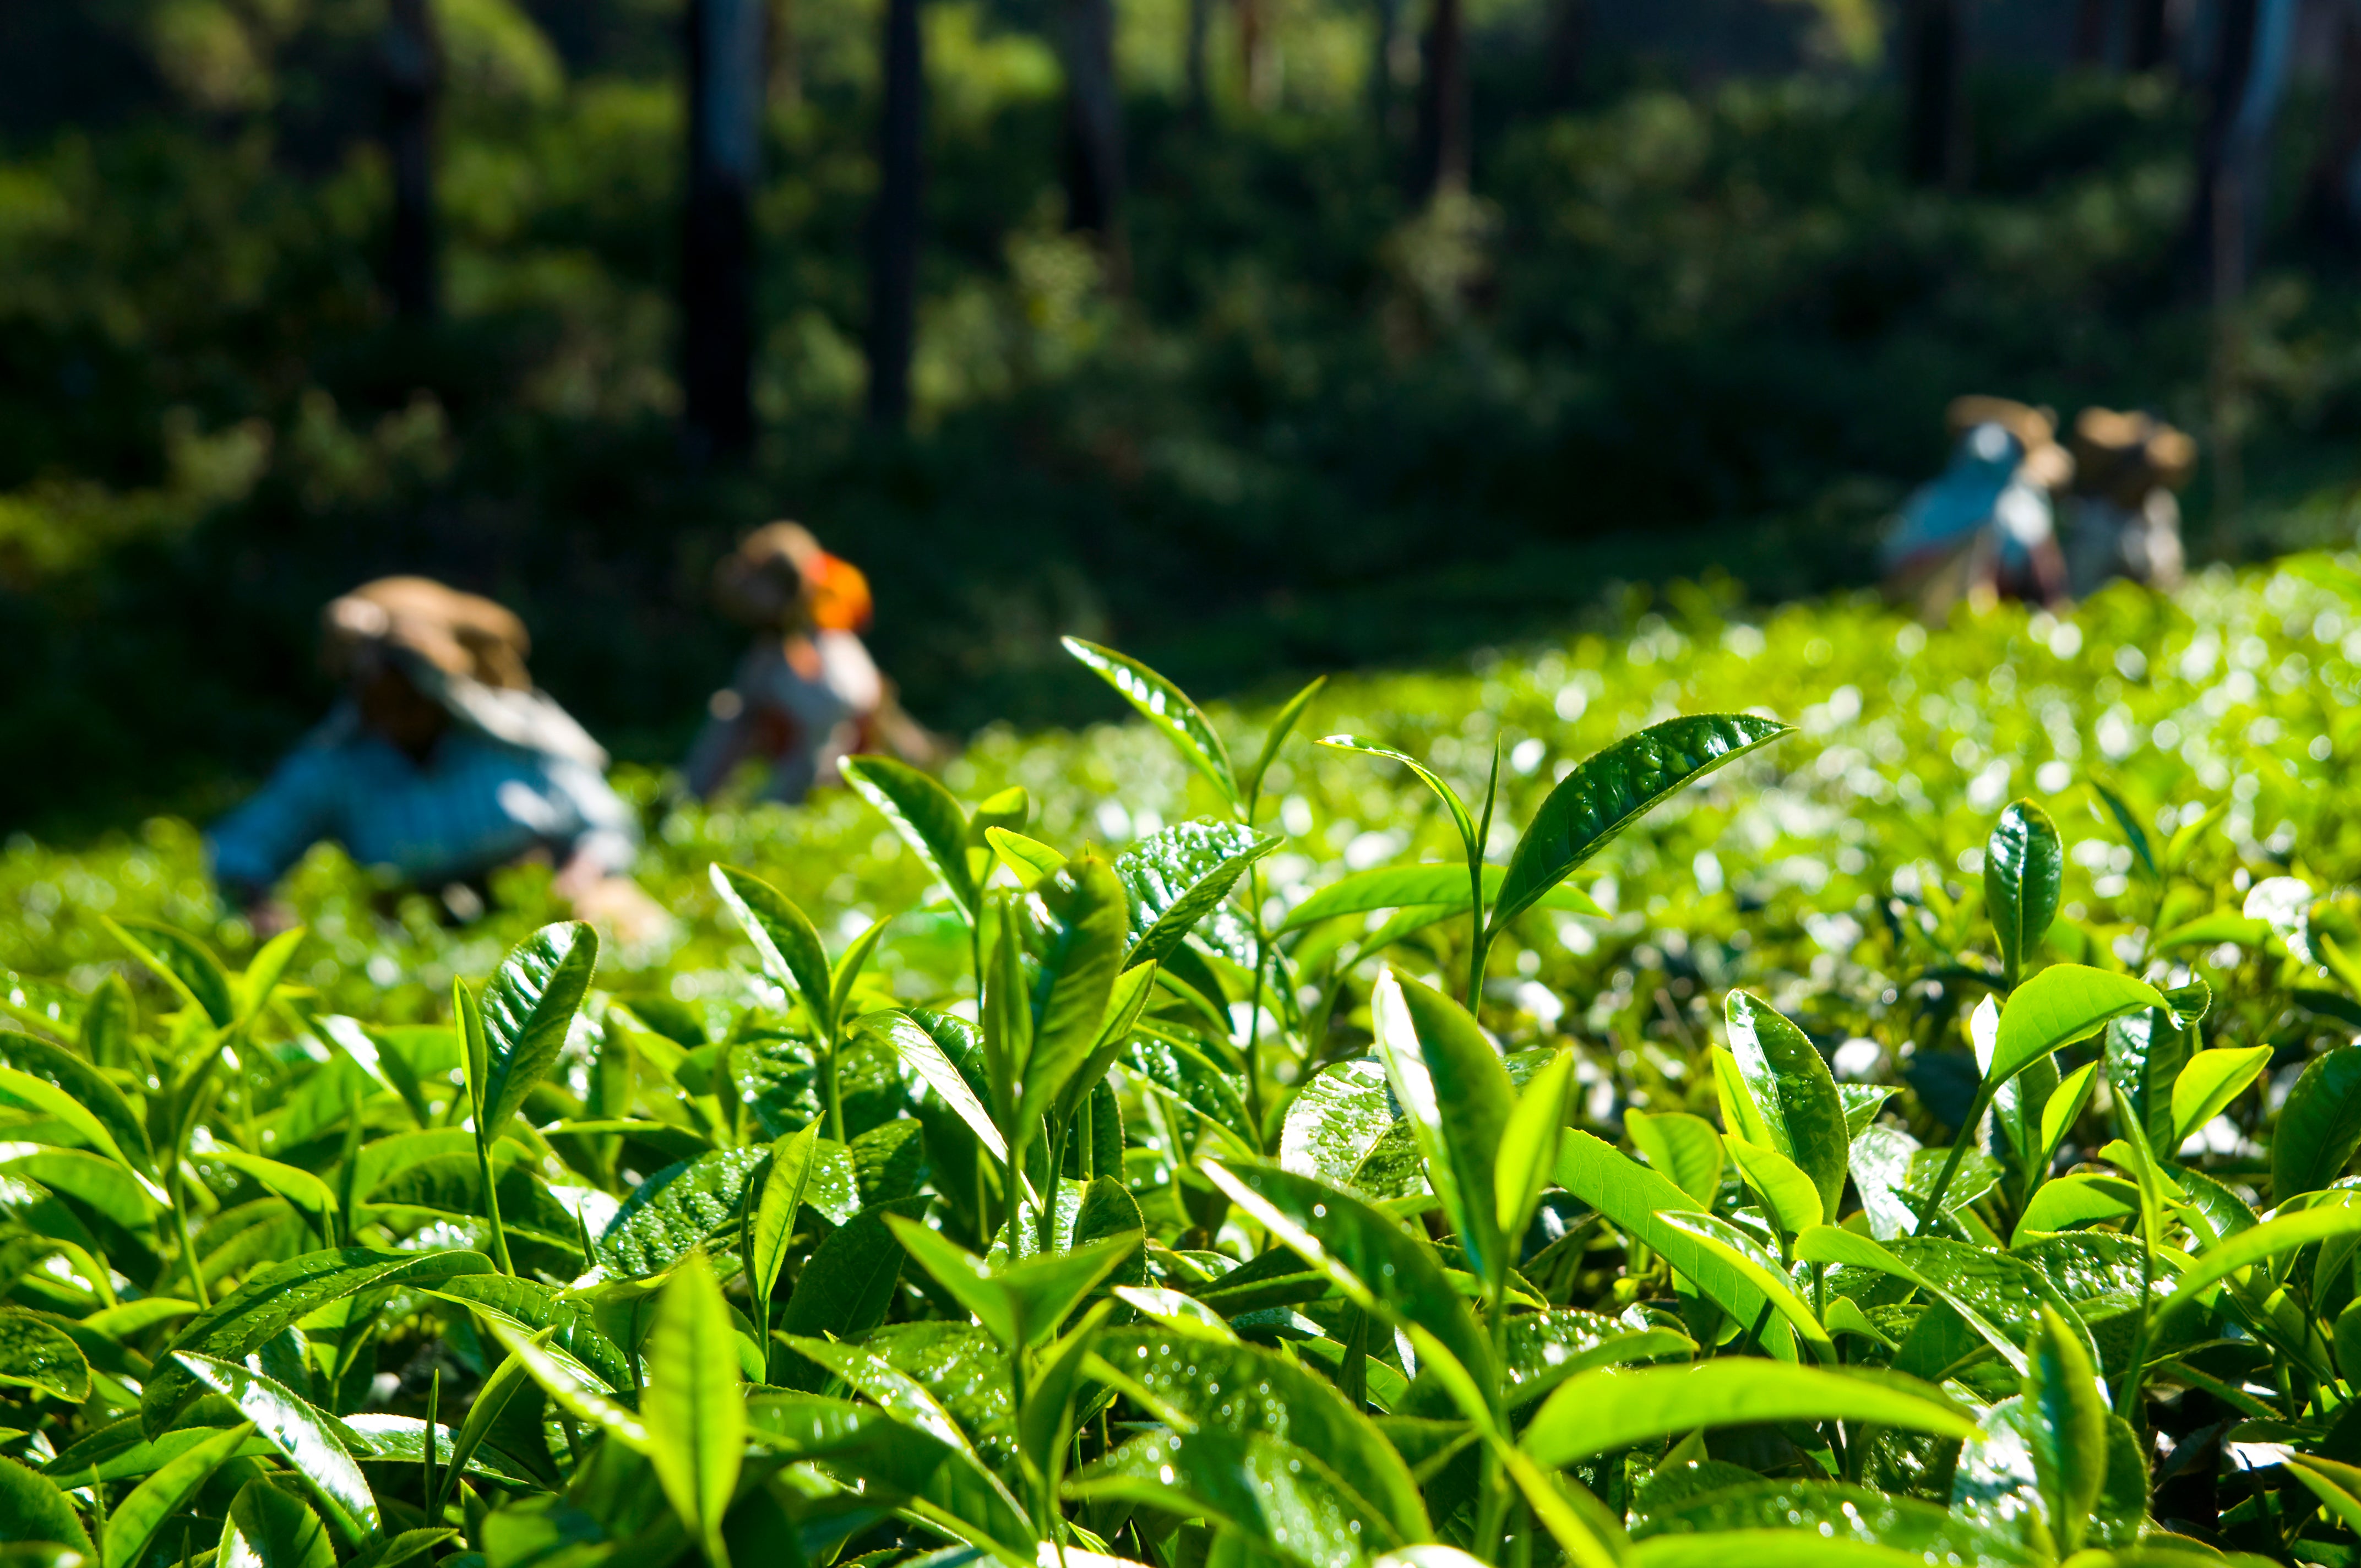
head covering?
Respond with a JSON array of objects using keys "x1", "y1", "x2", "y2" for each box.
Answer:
[
  {"x1": 715, "y1": 522, "x2": 874, "y2": 634},
  {"x1": 320, "y1": 576, "x2": 606, "y2": 769},
  {"x1": 2071, "y1": 408, "x2": 2196, "y2": 505},
  {"x1": 1947, "y1": 396, "x2": 2074, "y2": 491}
]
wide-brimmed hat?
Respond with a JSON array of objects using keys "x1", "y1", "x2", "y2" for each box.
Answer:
[
  {"x1": 2071, "y1": 407, "x2": 2197, "y2": 501},
  {"x1": 323, "y1": 576, "x2": 532, "y2": 691},
  {"x1": 714, "y1": 521, "x2": 873, "y2": 633},
  {"x1": 321, "y1": 576, "x2": 605, "y2": 767},
  {"x1": 1946, "y1": 395, "x2": 2075, "y2": 490}
]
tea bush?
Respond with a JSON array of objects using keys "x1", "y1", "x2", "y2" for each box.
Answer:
[{"x1": 7, "y1": 556, "x2": 2361, "y2": 1567}]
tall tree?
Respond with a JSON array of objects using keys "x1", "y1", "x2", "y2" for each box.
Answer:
[
  {"x1": 1060, "y1": 0, "x2": 1127, "y2": 287},
  {"x1": 1412, "y1": 0, "x2": 1467, "y2": 200},
  {"x1": 867, "y1": 0, "x2": 924, "y2": 428},
  {"x1": 2189, "y1": 0, "x2": 2295, "y2": 297},
  {"x1": 2303, "y1": 0, "x2": 2361, "y2": 247},
  {"x1": 383, "y1": 0, "x2": 440, "y2": 318},
  {"x1": 1901, "y1": 0, "x2": 1969, "y2": 189},
  {"x1": 684, "y1": 0, "x2": 766, "y2": 457},
  {"x1": 2125, "y1": 0, "x2": 2179, "y2": 72}
]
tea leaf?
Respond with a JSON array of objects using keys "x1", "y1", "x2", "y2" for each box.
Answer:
[
  {"x1": 842, "y1": 755, "x2": 982, "y2": 919},
  {"x1": 174, "y1": 1351, "x2": 378, "y2": 1538},
  {"x1": 1722, "y1": 992, "x2": 1847, "y2": 1223},
  {"x1": 475, "y1": 921, "x2": 599, "y2": 1136},
  {"x1": 1521, "y1": 1360, "x2": 1972, "y2": 1467},
  {"x1": 1064, "y1": 638, "x2": 1239, "y2": 807},
  {"x1": 1983, "y1": 800, "x2": 2062, "y2": 988},
  {"x1": 216, "y1": 1477, "x2": 334, "y2": 1568},
  {"x1": 711, "y1": 866, "x2": 834, "y2": 1035},
  {"x1": 644, "y1": 1252, "x2": 744, "y2": 1567}
]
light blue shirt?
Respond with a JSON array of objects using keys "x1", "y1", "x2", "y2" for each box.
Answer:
[{"x1": 207, "y1": 706, "x2": 639, "y2": 894}]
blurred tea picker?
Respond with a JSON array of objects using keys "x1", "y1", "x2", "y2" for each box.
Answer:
[
  {"x1": 1878, "y1": 396, "x2": 2072, "y2": 617},
  {"x1": 2064, "y1": 407, "x2": 2194, "y2": 597},
  {"x1": 684, "y1": 522, "x2": 943, "y2": 803},
  {"x1": 207, "y1": 576, "x2": 671, "y2": 944}
]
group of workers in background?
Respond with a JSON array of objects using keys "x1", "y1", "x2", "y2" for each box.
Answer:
[
  {"x1": 206, "y1": 404, "x2": 2197, "y2": 938},
  {"x1": 1878, "y1": 396, "x2": 2196, "y2": 617},
  {"x1": 205, "y1": 523, "x2": 934, "y2": 943}
]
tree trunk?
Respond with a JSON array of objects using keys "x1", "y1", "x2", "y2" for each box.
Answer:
[
  {"x1": 1061, "y1": 0, "x2": 1128, "y2": 287},
  {"x1": 1184, "y1": 0, "x2": 1210, "y2": 122},
  {"x1": 1542, "y1": 0, "x2": 1588, "y2": 110},
  {"x1": 2125, "y1": 0, "x2": 2177, "y2": 72},
  {"x1": 1901, "y1": 0, "x2": 1970, "y2": 189},
  {"x1": 383, "y1": 0, "x2": 439, "y2": 318},
  {"x1": 867, "y1": 0, "x2": 924, "y2": 429},
  {"x1": 684, "y1": 0, "x2": 766, "y2": 458},
  {"x1": 2071, "y1": 0, "x2": 2109, "y2": 66},
  {"x1": 773, "y1": 0, "x2": 802, "y2": 112},
  {"x1": 1238, "y1": 0, "x2": 1276, "y2": 110},
  {"x1": 1412, "y1": 0, "x2": 1467, "y2": 201},
  {"x1": 2190, "y1": 0, "x2": 2296, "y2": 297},
  {"x1": 2304, "y1": 0, "x2": 2361, "y2": 247}
]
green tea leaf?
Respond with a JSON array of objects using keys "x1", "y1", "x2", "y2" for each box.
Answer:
[
  {"x1": 420, "y1": 1276, "x2": 632, "y2": 1392},
  {"x1": 204, "y1": 1150, "x2": 336, "y2": 1232},
  {"x1": 1990, "y1": 965, "x2": 2163, "y2": 1089},
  {"x1": 868, "y1": 1009, "x2": 1008, "y2": 1164},
  {"x1": 477, "y1": 1313, "x2": 646, "y2": 1450},
  {"x1": 778, "y1": 1195, "x2": 929, "y2": 1348},
  {"x1": 1489, "y1": 714, "x2": 1791, "y2": 937},
  {"x1": 216, "y1": 1477, "x2": 334, "y2": 1568},
  {"x1": 1118, "y1": 820, "x2": 1277, "y2": 970},
  {"x1": 986, "y1": 826, "x2": 1065, "y2": 889},
  {"x1": 644, "y1": 1251, "x2": 744, "y2": 1566},
  {"x1": 2168, "y1": 1046, "x2": 2271, "y2": 1146},
  {"x1": 1247, "y1": 674, "x2": 1327, "y2": 810},
  {"x1": 2275, "y1": 1046, "x2": 2361, "y2": 1201},
  {"x1": 2104, "y1": 1007, "x2": 2195, "y2": 1152},
  {"x1": 107, "y1": 918, "x2": 236, "y2": 1028},
  {"x1": 2022, "y1": 1304, "x2": 2106, "y2": 1556},
  {"x1": 711, "y1": 866, "x2": 835, "y2": 1037},
  {"x1": 143, "y1": 1246, "x2": 491, "y2": 1431},
  {"x1": 475, "y1": 921, "x2": 599, "y2": 1136},
  {"x1": 1016, "y1": 854, "x2": 1130, "y2": 1135},
  {"x1": 2152, "y1": 1201, "x2": 2361, "y2": 1340},
  {"x1": 1280, "y1": 865, "x2": 1607, "y2": 933},
  {"x1": 0, "y1": 1032, "x2": 156, "y2": 1180},
  {"x1": 841, "y1": 755, "x2": 982, "y2": 921},
  {"x1": 1654, "y1": 1211, "x2": 1830, "y2": 1360},
  {"x1": 1318, "y1": 738, "x2": 1479, "y2": 865},
  {"x1": 598, "y1": 1146, "x2": 768, "y2": 1278},
  {"x1": 750, "y1": 1123, "x2": 823, "y2": 1302},
  {"x1": 1094, "y1": 1326, "x2": 1428, "y2": 1540},
  {"x1": 1630, "y1": 1480, "x2": 2013, "y2": 1566},
  {"x1": 1495, "y1": 1048, "x2": 1574, "y2": 1243},
  {"x1": 0, "y1": 1453, "x2": 90, "y2": 1554},
  {"x1": 0, "y1": 1066, "x2": 149, "y2": 1191},
  {"x1": 1722, "y1": 992, "x2": 1847, "y2": 1223},
  {"x1": 1624, "y1": 1111, "x2": 1723, "y2": 1209},
  {"x1": 1984, "y1": 800, "x2": 2063, "y2": 988},
  {"x1": 0, "y1": 1310, "x2": 89, "y2": 1403},
  {"x1": 173, "y1": 1351, "x2": 378, "y2": 1539},
  {"x1": 1371, "y1": 968, "x2": 1513, "y2": 1281},
  {"x1": 1722, "y1": 1135, "x2": 1822, "y2": 1234},
  {"x1": 104, "y1": 1420, "x2": 254, "y2": 1568},
  {"x1": 1064, "y1": 638, "x2": 1239, "y2": 807},
  {"x1": 1068, "y1": 1425, "x2": 1399, "y2": 1566},
  {"x1": 1553, "y1": 1131, "x2": 1776, "y2": 1355},
  {"x1": 1521, "y1": 1360, "x2": 1972, "y2": 1467}
]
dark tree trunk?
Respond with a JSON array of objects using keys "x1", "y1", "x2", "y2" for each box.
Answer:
[
  {"x1": 383, "y1": 0, "x2": 439, "y2": 318},
  {"x1": 1412, "y1": 0, "x2": 1467, "y2": 200},
  {"x1": 1371, "y1": 0, "x2": 1398, "y2": 127},
  {"x1": 2304, "y1": 0, "x2": 2361, "y2": 247},
  {"x1": 1901, "y1": 0, "x2": 1970, "y2": 189},
  {"x1": 1060, "y1": 0, "x2": 1127, "y2": 286},
  {"x1": 684, "y1": 0, "x2": 766, "y2": 457},
  {"x1": 1238, "y1": 0, "x2": 1275, "y2": 110},
  {"x1": 2125, "y1": 0, "x2": 2180, "y2": 72},
  {"x1": 1542, "y1": 0, "x2": 1588, "y2": 109},
  {"x1": 773, "y1": 0, "x2": 802, "y2": 111},
  {"x1": 2071, "y1": 0, "x2": 2109, "y2": 66},
  {"x1": 2189, "y1": 0, "x2": 2295, "y2": 297},
  {"x1": 1184, "y1": 0, "x2": 1210, "y2": 122},
  {"x1": 867, "y1": 0, "x2": 924, "y2": 429}
]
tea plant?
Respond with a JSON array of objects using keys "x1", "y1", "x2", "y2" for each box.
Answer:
[{"x1": 7, "y1": 567, "x2": 2361, "y2": 1567}]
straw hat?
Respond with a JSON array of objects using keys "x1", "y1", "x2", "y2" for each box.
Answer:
[
  {"x1": 322, "y1": 576, "x2": 532, "y2": 692},
  {"x1": 2071, "y1": 408, "x2": 2196, "y2": 502},
  {"x1": 715, "y1": 522, "x2": 873, "y2": 633},
  {"x1": 1947, "y1": 395, "x2": 2075, "y2": 490}
]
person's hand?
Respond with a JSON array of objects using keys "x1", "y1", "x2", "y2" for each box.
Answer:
[
  {"x1": 559, "y1": 867, "x2": 674, "y2": 948},
  {"x1": 240, "y1": 896, "x2": 300, "y2": 941}
]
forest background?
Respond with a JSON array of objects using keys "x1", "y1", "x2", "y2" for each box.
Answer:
[{"x1": 6, "y1": 0, "x2": 2361, "y2": 837}]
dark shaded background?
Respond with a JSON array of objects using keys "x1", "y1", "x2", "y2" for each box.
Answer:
[{"x1": 3, "y1": 0, "x2": 2358, "y2": 835}]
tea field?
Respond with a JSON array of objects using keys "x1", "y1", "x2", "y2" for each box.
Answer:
[{"x1": 6, "y1": 556, "x2": 2361, "y2": 1567}]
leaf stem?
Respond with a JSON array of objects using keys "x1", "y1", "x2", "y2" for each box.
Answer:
[
  {"x1": 168, "y1": 1174, "x2": 210, "y2": 1310},
  {"x1": 475, "y1": 1121, "x2": 515, "y2": 1277},
  {"x1": 1913, "y1": 1082, "x2": 1993, "y2": 1227}
]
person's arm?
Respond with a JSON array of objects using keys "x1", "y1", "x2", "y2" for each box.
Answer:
[
  {"x1": 205, "y1": 747, "x2": 342, "y2": 912},
  {"x1": 542, "y1": 759, "x2": 672, "y2": 945}
]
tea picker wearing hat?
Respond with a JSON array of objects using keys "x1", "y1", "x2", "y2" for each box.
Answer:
[
  {"x1": 2064, "y1": 408, "x2": 2193, "y2": 596},
  {"x1": 1879, "y1": 396, "x2": 2074, "y2": 616},
  {"x1": 684, "y1": 523, "x2": 940, "y2": 803},
  {"x1": 207, "y1": 577, "x2": 669, "y2": 942}
]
